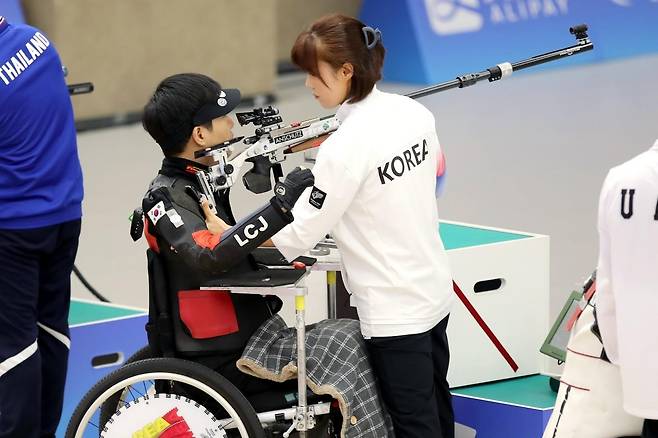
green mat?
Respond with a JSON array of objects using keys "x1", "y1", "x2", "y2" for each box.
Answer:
[
  {"x1": 451, "y1": 375, "x2": 556, "y2": 409},
  {"x1": 69, "y1": 300, "x2": 145, "y2": 326},
  {"x1": 439, "y1": 222, "x2": 530, "y2": 250}
]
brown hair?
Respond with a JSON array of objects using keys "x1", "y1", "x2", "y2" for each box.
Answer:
[{"x1": 291, "y1": 14, "x2": 385, "y2": 104}]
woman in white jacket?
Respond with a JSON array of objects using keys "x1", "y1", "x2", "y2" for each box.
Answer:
[{"x1": 271, "y1": 13, "x2": 455, "y2": 438}]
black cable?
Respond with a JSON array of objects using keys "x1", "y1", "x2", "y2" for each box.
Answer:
[
  {"x1": 67, "y1": 81, "x2": 105, "y2": 302},
  {"x1": 72, "y1": 264, "x2": 110, "y2": 302}
]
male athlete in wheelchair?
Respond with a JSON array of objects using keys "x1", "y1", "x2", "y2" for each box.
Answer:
[{"x1": 65, "y1": 73, "x2": 356, "y2": 437}]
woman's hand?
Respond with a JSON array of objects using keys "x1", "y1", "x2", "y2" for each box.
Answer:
[{"x1": 201, "y1": 199, "x2": 230, "y2": 235}]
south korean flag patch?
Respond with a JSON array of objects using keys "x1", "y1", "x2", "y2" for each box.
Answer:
[
  {"x1": 147, "y1": 201, "x2": 184, "y2": 228},
  {"x1": 147, "y1": 201, "x2": 166, "y2": 225},
  {"x1": 309, "y1": 186, "x2": 326, "y2": 209}
]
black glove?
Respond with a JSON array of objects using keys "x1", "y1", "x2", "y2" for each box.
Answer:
[{"x1": 272, "y1": 167, "x2": 315, "y2": 212}]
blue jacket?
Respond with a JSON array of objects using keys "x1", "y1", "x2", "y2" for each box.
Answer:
[{"x1": 0, "y1": 18, "x2": 83, "y2": 229}]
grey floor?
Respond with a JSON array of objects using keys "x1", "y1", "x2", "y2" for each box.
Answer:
[{"x1": 73, "y1": 53, "x2": 658, "y2": 323}]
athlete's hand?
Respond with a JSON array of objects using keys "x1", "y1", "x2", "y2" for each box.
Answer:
[
  {"x1": 273, "y1": 167, "x2": 315, "y2": 212},
  {"x1": 201, "y1": 199, "x2": 230, "y2": 235}
]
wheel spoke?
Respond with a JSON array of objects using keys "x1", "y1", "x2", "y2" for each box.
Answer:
[{"x1": 126, "y1": 385, "x2": 143, "y2": 401}]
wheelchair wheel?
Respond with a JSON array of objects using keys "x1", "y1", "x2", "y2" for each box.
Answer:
[
  {"x1": 123, "y1": 345, "x2": 153, "y2": 362},
  {"x1": 66, "y1": 357, "x2": 265, "y2": 438},
  {"x1": 98, "y1": 345, "x2": 153, "y2": 427}
]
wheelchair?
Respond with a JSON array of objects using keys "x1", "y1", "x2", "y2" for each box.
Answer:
[{"x1": 66, "y1": 249, "x2": 341, "y2": 438}]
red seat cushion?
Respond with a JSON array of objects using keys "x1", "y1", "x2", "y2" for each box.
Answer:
[{"x1": 177, "y1": 290, "x2": 239, "y2": 339}]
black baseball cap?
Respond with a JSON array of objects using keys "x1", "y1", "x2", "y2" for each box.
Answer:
[{"x1": 192, "y1": 88, "x2": 241, "y2": 125}]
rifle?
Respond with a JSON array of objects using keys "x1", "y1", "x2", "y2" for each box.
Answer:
[
  {"x1": 64, "y1": 64, "x2": 94, "y2": 96},
  {"x1": 196, "y1": 24, "x2": 593, "y2": 195},
  {"x1": 67, "y1": 82, "x2": 94, "y2": 95}
]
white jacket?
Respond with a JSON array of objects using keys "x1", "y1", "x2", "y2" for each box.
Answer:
[
  {"x1": 272, "y1": 86, "x2": 454, "y2": 338},
  {"x1": 596, "y1": 139, "x2": 658, "y2": 419}
]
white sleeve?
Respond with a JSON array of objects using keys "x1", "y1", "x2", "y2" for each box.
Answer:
[
  {"x1": 272, "y1": 147, "x2": 361, "y2": 261},
  {"x1": 595, "y1": 171, "x2": 619, "y2": 364}
]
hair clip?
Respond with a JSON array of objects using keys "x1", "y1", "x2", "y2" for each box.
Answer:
[{"x1": 362, "y1": 26, "x2": 382, "y2": 50}]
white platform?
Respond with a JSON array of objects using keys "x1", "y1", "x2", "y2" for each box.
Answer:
[{"x1": 277, "y1": 220, "x2": 549, "y2": 388}]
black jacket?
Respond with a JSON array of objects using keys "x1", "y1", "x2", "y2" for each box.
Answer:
[{"x1": 142, "y1": 157, "x2": 292, "y2": 355}]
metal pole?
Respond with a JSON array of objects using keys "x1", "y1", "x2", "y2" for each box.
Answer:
[
  {"x1": 327, "y1": 271, "x2": 337, "y2": 319},
  {"x1": 295, "y1": 291, "x2": 308, "y2": 436}
]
